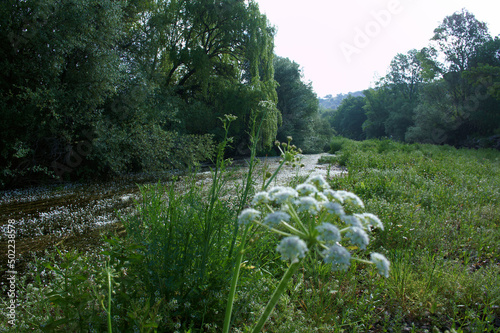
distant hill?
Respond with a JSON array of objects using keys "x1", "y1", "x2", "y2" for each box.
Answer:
[{"x1": 319, "y1": 91, "x2": 364, "y2": 110}]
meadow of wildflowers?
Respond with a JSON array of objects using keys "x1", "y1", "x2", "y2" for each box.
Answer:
[{"x1": 1, "y1": 137, "x2": 499, "y2": 332}]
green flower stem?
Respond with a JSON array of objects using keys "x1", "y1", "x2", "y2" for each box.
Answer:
[
  {"x1": 264, "y1": 159, "x2": 286, "y2": 189},
  {"x1": 253, "y1": 220, "x2": 294, "y2": 237},
  {"x1": 222, "y1": 224, "x2": 251, "y2": 333},
  {"x1": 250, "y1": 261, "x2": 302, "y2": 333},
  {"x1": 280, "y1": 221, "x2": 308, "y2": 238},
  {"x1": 353, "y1": 258, "x2": 373, "y2": 265},
  {"x1": 286, "y1": 203, "x2": 308, "y2": 234}
]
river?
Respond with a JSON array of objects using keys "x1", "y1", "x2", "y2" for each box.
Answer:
[{"x1": 0, "y1": 153, "x2": 344, "y2": 274}]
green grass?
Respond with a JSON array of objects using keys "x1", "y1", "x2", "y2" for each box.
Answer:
[{"x1": 2, "y1": 137, "x2": 499, "y2": 332}]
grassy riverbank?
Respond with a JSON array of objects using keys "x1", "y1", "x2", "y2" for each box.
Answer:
[{"x1": 2, "y1": 139, "x2": 499, "y2": 332}]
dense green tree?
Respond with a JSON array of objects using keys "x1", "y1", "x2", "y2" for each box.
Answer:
[
  {"x1": 331, "y1": 96, "x2": 366, "y2": 140},
  {"x1": 0, "y1": 0, "x2": 126, "y2": 185},
  {"x1": 407, "y1": 9, "x2": 497, "y2": 145},
  {"x1": 273, "y1": 56, "x2": 331, "y2": 153},
  {"x1": 431, "y1": 8, "x2": 491, "y2": 73},
  {"x1": 0, "y1": 0, "x2": 279, "y2": 187},
  {"x1": 363, "y1": 49, "x2": 423, "y2": 141}
]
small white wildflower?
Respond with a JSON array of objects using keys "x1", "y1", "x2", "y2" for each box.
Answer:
[
  {"x1": 276, "y1": 236, "x2": 308, "y2": 263},
  {"x1": 295, "y1": 196, "x2": 320, "y2": 214},
  {"x1": 341, "y1": 215, "x2": 363, "y2": 228},
  {"x1": 316, "y1": 223, "x2": 341, "y2": 244},
  {"x1": 251, "y1": 191, "x2": 270, "y2": 206},
  {"x1": 238, "y1": 208, "x2": 261, "y2": 226},
  {"x1": 263, "y1": 211, "x2": 290, "y2": 228},
  {"x1": 269, "y1": 186, "x2": 299, "y2": 204},
  {"x1": 370, "y1": 252, "x2": 390, "y2": 278},
  {"x1": 268, "y1": 186, "x2": 287, "y2": 196},
  {"x1": 323, "y1": 189, "x2": 344, "y2": 203},
  {"x1": 345, "y1": 227, "x2": 370, "y2": 249},
  {"x1": 296, "y1": 183, "x2": 318, "y2": 196},
  {"x1": 306, "y1": 174, "x2": 330, "y2": 191},
  {"x1": 337, "y1": 190, "x2": 365, "y2": 208},
  {"x1": 323, "y1": 201, "x2": 345, "y2": 216},
  {"x1": 322, "y1": 244, "x2": 351, "y2": 271},
  {"x1": 355, "y1": 213, "x2": 384, "y2": 230},
  {"x1": 311, "y1": 192, "x2": 328, "y2": 203}
]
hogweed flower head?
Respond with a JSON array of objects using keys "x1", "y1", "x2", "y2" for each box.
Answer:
[
  {"x1": 355, "y1": 213, "x2": 384, "y2": 231},
  {"x1": 263, "y1": 211, "x2": 290, "y2": 228},
  {"x1": 345, "y1": 227, "x2": 370, "y2": 250},
  {"x1": 323, "y1": 201, "x2": 345, "y2": 216},
  {"x1": 323, "y1": 189, "x2": 344, "y2": 203},
  {"x1": 296, "y1": 183, "x2": 318, "y2": 196},
  {"x1": 238, "y1": 208, "x2": 260, "y2": 226},
  {"x1": 242, "y1": 174, "x2": 389, "y2": 277},
  {"x1": 226, "y1": 175, "x2": 390, "y2": 333},
  {"x1": 322, "y1": 244, "x2": 351, "y2": 271},
  {"x1": 276, "y1": 236, "x2": 308, "y2": 263},
  {"x1": 337, "y1": 190, "x2": 365, "y2": 208},
  {"x1": 268, "y1": 186, "x2": 298, "y2": 205},
  {"x1": 251, "y1": 192, "x2": 270, "y2": 206},
  {"x1": 306, "y1": 174, "x2": 331, "y2": 191},
  {"x1": 316, "y1": 223, "x2": 341, "y2": 244},
  {"x1": 371, "y1": 252, "x2": 390, "y2": 278},
  {"x1": 295, "y1": 196, "x2": 320, "y2": 214}
]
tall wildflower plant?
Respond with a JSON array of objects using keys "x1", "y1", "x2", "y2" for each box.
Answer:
[
  {"x1": 222, "y1": 133, "x2": 302, "y2": 333},
  {"x1": 223, "y1": 174, "x2": 390, "y2": 332}
]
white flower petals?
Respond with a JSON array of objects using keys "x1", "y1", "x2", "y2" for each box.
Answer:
[
  {"x1": 263, "y1": 211, "x2": 290, "y2": 228},
  {"x1": 306, "y1": 175, "x2": 331, "y2": 191},
  {"x1": 355, "y1": 213, "x2": 384, "y2": 230},
  {"x1": 370, "y1": 252, "x2": 390, "y2": 278},
  {"x1": 316, "y1": 223, "x2": 341, "y2": 244},
  {"x1": 322, "y1": 244, "x2": 351, "y2": 271},
  {"x1": 238, "y1": 208, "x2": 260, "y2": 226},
  {"x1": 268, "y1": 186, "x2": 299, "y2": 204},
  {"x1": 345, "y1": 227, "x2": 370, "y2": 250},
  {"x1": 244, "y1": 177, "x2": 389, "y2": 277},
  {"x1": 323, "y1": 201, "x2": 345, "y2": 216},
  {"x1": 251, "y1": 191, "x2": 270, "y2": 206},
  {"x1": 276, "y1": 236, "x2": 308, "y2": 263},
  {"x1": 296, "y1": 183, "x2": 318, "y2": 196},
  {"x1": 336, "y1": 190, "x2": 365, "y2": 208},
  {"x1": 295, "y1": 196, "x2": 320, "y2": 214}
]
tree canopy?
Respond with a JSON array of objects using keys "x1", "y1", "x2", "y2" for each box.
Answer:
[
  {"x1": 328, "y1": 8, "x2": 500, "y2": 148},
  {"x1": 0, "y1": 0, "x2": 280, "y2": 188}
]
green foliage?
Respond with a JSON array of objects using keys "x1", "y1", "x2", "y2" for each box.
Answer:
[
  {"x1": 328, "y1": 9, "x2": 500, "y2": 147},
  {"x1": 331, "y1": 96, "x2": 367, "y2": 140},
  {"x1": 4, "y1": 137, "x2": 500, "y2": 332},
  {"x1": 329, "y1": 136, "x2": 350, "y2": 154},
  {"x1": 318, "y1": 138, "x2": 500, "y2": 331},
  {"x1": 0, "y1": 0, "x2": 279, "y2": 188},
  {"x1": 274, "y1": 56, "x2": 332, "y2": 153}
]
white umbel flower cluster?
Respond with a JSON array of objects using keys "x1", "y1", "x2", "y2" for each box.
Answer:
[{"x1": 246, "y1": 174, "x2": 390, "y2": 277}]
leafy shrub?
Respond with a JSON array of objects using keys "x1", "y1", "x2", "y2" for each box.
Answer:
[{"x1": 329, "y1": 136, "x2": 350, "y2": 154}]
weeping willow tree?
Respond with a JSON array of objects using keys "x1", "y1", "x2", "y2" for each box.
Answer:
[
  {"x1": 136, "y1": 0, "x2": 280, "y2": 150},
  {"x1": 0, "y1": 0, "x2": 280, "y2": 186}
]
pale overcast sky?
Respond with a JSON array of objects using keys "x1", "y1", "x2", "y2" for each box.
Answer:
[{"x1": 255, "y1": 0, "x2": 500, "y2": 98}]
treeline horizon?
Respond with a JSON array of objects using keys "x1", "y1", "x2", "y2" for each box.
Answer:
[
  {"x1": 323, "y1": 8, "x2": 500, "y2": 148},
  {"x1": 1, "y1": 0, "x2": 334, "y2": 189},
  {"x1": 1, "y1": 2, "x2": 498, "y2": 190}
]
